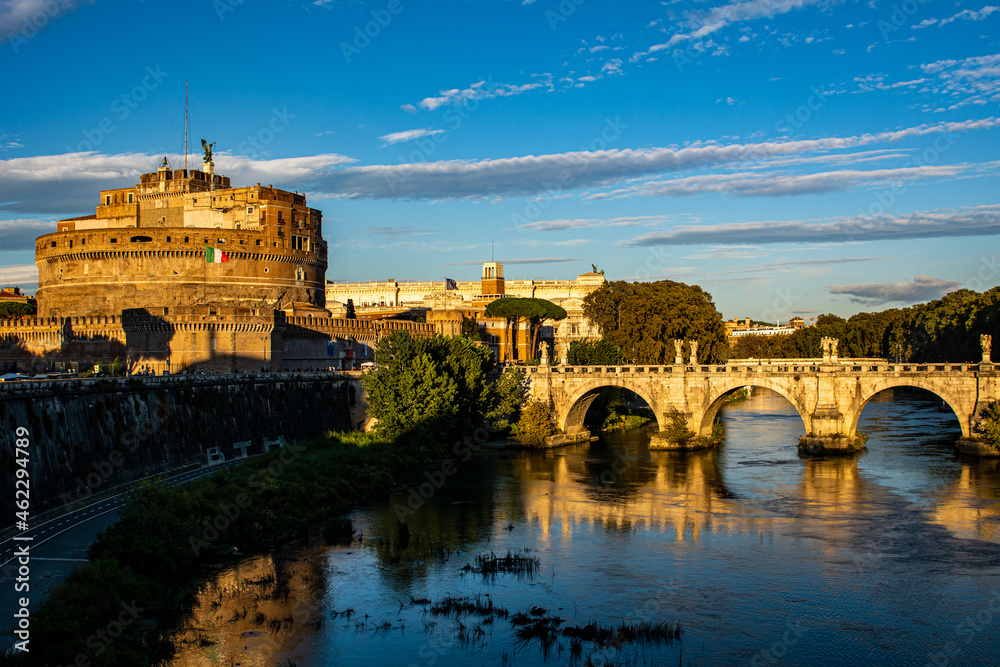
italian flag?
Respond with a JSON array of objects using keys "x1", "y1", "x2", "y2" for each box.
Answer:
[{"x1": 205, "y1": 247, "x2": 229, "y2": 263}]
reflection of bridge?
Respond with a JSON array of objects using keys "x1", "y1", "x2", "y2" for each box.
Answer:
[{"x1": 527, "y1": 358, "x2": 999, "y2": 455}]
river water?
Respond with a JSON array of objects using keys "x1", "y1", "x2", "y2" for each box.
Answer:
[{"x1": 169, "y1": 387, "x2": 1000, "y2": 666}]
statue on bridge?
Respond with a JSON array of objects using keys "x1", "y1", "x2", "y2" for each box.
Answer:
[
  {"x1": 982, "y1": 334, "x2": 992, "y2": 363},
  {"x1": 689, "y1": 340, "x2": 698, "y2": 366},
  {"x1": 821, "y1": 337, "x2": 839, "y2": 362},
  {"x1": 674, "y1": 339, "x2": 683, "y2": 366}
]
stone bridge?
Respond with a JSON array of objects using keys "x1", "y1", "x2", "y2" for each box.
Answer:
[{"x1": 526, "y1": 345, "x2": 1000, "y2": 455}]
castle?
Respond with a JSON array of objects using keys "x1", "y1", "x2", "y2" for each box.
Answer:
[
  {"x1": 1, "y1": 156, "x2": 432, "y2": 374},
  {"x1": 0, "y1": 154, "x2": 606, "y2": 374}
]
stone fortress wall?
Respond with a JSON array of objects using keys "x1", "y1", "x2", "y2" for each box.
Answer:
[
  {"x1": 1, "y1": 159, "x2": 428, "y2": 374},
  {"x1": 35, "y1": 163, "x2": 327, "y2": 319}
]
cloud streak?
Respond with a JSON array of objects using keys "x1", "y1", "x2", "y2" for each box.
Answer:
[
  {"x1": 636, "y1": 0, "x2": 824, "y2": 60},
  {"x1": 587, "y1": 164, "x2": 968, "y2": 200},
  {"x1": 379, "y1": 128, "x2": 446, "y2": 145},
  {"x1": 622, "y1": 205, "x2": 1000, "y2": 247},
  {"x1": 828, "y1": 275, "x2": 962, "y2": 306},
  {"x1": 1, "y1": 118, "x2": 996, "y2": 214}
]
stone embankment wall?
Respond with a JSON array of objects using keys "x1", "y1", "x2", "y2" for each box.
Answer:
[{"x1": 0, "y1": 373, "x2": 361, "y2": 527}]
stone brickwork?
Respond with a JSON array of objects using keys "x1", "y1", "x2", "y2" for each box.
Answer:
[
  {"x1": 0, "y1": 161, "x2": 440, "y2": 373},
  {"x1": 527, "y1": 359, "x2": 1000, "y2": 456},
  {"x1": 37, "y1": 163, "x2": 326, "y2": 318}
]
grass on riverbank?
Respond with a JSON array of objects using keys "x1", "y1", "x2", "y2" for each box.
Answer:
[
  {"x1": 0, "y1": 430, "x2": 415, "y2": 667},
  {"x1": 602, "y1": 407, "x2": 655, "y2": 432}
]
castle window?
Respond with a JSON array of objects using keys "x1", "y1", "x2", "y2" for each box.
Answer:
[
  {"x1": 127, "y1": 193, "x2": 134, "y2": 204},
  {"x1": 255, "y1": 240, "x2": 261, "y2": 246},
  {"x1": 166, "y1": 236, "x2": 171, "y2": 243},
  {"x1": 264, "y1": 267, "x2": 269, "y2": 273},
  {"x1": 218, "y1": 238, "x2": 226, "y2": 244},
  {"x1": 110, "y1": 238, "x2": 117, "y2": 243},
  {"x1": 247, "y1": 206, "x2": 254, "y2": 215},
  {"x1": 184, "y1": 236, "x2": 189, "y2": 243},
  {"x1": 104, "y1": 195, "x2": 111, "y2": 205}
]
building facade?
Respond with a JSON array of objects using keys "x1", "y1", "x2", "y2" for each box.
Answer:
[
  {"x1": 1, "y1": 158, "x2": 432, "y2": 374},
  {"x1": 327, "y1": 262, "x2": 607, "y2": 362}
]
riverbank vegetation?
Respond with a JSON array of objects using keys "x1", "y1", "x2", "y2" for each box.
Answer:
[
  {"x1": 974, "y1": 401, "x2": 1000, "y2": 446},
  {"x1": 0, "y1": 430, "x2": 415, "y2": 666},
  {"x1": 2, "y1": 332, "x2": 530, "y2": 667},
  {"x1": 510, "y1": 398, "x2": 556, "y2": 446},
  {"x1": 731, "y1": 287, "x2": 1000, "y2": 362},
  {"x1": 362, "y1": 331, "x2": 525, "y2": 456}
]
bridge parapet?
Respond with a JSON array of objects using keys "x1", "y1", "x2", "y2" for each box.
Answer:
[{"x1": 527, "y1": 360, "x2": 999, "y2": 457}]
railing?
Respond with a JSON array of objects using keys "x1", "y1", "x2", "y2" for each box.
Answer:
[{"x1": 528, "y1": 362, "x2": 984, "y2": 375}]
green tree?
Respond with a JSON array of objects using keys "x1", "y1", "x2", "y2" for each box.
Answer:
[
  {"x1": 362, "y1": 331, "x2": 493, "y2": 457},
  {"x1": 974, "y1": 401, "x2": 1000, "y2": 446},
  {"x1": 485, "y1": 366, "x2": 526, "y2": 432},
  {"x1": 568, "y1": 338, "x2": 622, "y2": 364},
  {"x1": 583, "y1": 280, "x2": 728, "y2": 364},
  {"x1": 512, "y1": 398, "x2": 556, "y2": 446},
  {"x1": 461, "y1": 314, "x2": 486, "y2": 341},
  {"x1": 0, "y1": 299, "x2": 36, "y2": 318},
  {"x1": 486, "y1": 297, "x2": 567, "y2": 360},
  {"x1": 731, "y1": 333, "x2": 795, "y2": 360}
]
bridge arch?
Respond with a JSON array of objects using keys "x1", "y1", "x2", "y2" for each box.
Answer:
[
  {"x1": 850, "y1": 380, "x2": 972, "y2": 438},
  {"x1": 695, "y1": 379, "x2": 809, "y2": 437},
  {"x1": 561, "y1": 381, "x2": 661, "y2": 435}
]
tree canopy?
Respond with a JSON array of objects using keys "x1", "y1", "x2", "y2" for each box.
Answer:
[
  {"x1": 363, "y1": 331, "x2": 495, "y2": 457},
  {"x1": 582, "y1": 280, "x2": 728, "y2": 364},
  {"x1": 567, "y1": 338, "x2": 622, "y2": 365},
  {"x1": 730, "y1": 287, "x2": 1000, "y2": 362},
  {"x1": 0, "y1": 299, "x2": 36, "y2": 318},
  {"x1": 485, "y1": 297, "x2": 567, "y2": 360}
]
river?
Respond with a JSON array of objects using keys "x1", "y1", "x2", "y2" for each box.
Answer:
[{"x1": 168, "y1": 387, "x2": 1000, "y2": 666}]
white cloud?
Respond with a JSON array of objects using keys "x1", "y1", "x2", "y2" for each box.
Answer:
[
  {"x1": 414, "y1": 77, "x2": 554, "y2": 111},
  {"x1": 514, "y1": 215, "x2": 674, "y2": 232},
  {"x1": 920, "y1": 53, "x2": 1000, "y2": 111},
  {"x1": 379, "y1": 128, "x2": 446, "y2": 145},
  {"x1": 0, "y1": 218, "x2": 57, "y2": 250},
  {"x1": 939, "y1": 5, "x2": 999, "y2": 27},
  {"x1": 314, "y1": 117, "x2": 999, "y2": 200},
  {"x1": 638, "y1": 0, "x2": 824, "y2": 59},
  {"x1": 0, "y1": 264, "x2": 38, "y2": 291},
  {"x1": 2, "y1": 118, "x2": 997, "y2": 209},
  {"x1": 587, "y1": 164, "x2": 970, "y2": 200},
  {"x1": 828, "y1": 275, "x2": 962, "y2": 306},
  {"x1": 0, "y1": 151, "x2": 354, "y2": 215},
  {"x1": 0, "y1": 0, "x2": 92, "y2": 42},
  {"x1": 621, "y1": 205, "x2": 1000, "y2": 247}
]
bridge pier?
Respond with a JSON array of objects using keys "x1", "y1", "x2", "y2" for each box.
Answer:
[{"x1": 526, "y1": 359, "x2": 999, "y2": 457}]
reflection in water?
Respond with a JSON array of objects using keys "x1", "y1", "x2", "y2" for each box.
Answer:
[{"x1": 170, "y1": 387, "x2": 1000, "y2": 666}]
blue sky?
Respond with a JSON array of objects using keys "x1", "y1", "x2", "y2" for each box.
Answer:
[{"x1": 0, "y1": 0, "x2": 998, "y2": 321}]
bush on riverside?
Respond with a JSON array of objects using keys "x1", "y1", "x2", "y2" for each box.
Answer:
[{"x1": 2, "y1": 432, "x2": 411, "y2": 667}]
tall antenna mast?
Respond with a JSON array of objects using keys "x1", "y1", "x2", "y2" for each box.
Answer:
[{"x1": 184, "y1": 80, "x2": 189, "y2": 173}]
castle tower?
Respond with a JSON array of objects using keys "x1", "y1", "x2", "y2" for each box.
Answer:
[{"x1": 481, "y1": 262, "x2": 505, "y2": 297}]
